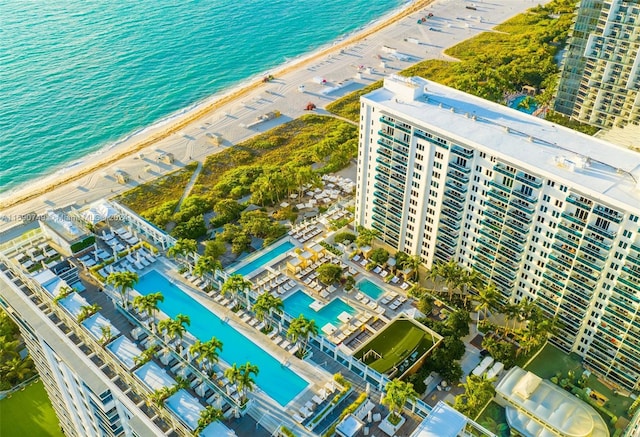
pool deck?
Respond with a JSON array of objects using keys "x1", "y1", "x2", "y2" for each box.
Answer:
[{"x1": 151, "y1": 261, "x2": 335, "y2": 436}]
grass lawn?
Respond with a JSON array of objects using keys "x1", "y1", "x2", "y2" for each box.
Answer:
[
  {"x1": 0, "y1": 380, "x2": 63, "y2": 437},
  {"x1": 354, "y1": 319, "x2": 435, "y2": 374}
]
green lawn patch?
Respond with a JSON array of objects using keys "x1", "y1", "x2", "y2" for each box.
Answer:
[
  {"x1": 354, "y1": 319, "x2": 436, "y2": 374},
  {"x1": 0, "y1": 380, "x2": 64, "y2": 437}
]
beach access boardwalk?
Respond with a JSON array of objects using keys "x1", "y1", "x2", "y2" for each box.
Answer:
[{"x1": 0, "y1": 0, "x2": 551, "y2": 228}]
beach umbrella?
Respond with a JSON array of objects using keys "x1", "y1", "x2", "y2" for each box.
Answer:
[{"x1": 112, "y1": 246, "x2": 118, "y2": 261}]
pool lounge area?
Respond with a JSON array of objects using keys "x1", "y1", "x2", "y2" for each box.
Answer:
[
  {"x1": 135, "y1": 269, "x2": 309, "y2": 407},
  {"x1": 283, "y1": 289, "x2": 357, "y2": 330},
  {"x1": 358, "y1": 278, "x2": 386, "y2": 300},
  {"x1": 232, "y1": 240, "x2": 295, "y2": 277}
]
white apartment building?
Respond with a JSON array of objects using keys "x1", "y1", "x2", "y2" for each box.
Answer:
[
  {"x1": 355, "y1": 75, "x2": 640, "y2": 392},
  {"x1": 555, "y1": 0, "x2": 640, "y2": 129}
]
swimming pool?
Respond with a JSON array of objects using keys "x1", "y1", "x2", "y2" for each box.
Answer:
[
  {"x1": 358, "y1": 278, "x2": 386, "y2": 300},
  {"x1": 284, "y1": 289, "x2": 357, "y2": 329},
  {"x1": 233, "y1": 240, "x2": 295, "y2": 277},
  {"x1": 136, "y1": 270, "x2": 308, "y2": 406},
  {"x1": 509, "y1": 95, "x2": 538, "y2": 115}
]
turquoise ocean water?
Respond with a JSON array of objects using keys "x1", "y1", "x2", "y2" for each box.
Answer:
[{"x1": 0, "y1": 0, "x2": 403, "y2": 193}]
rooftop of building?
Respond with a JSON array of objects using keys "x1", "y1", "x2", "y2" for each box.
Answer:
[
  {"x1": 495, "y1": 366, "x2": 609, "y2": 437},
  {"x1": 362, "y1": 75, "x2": 640, "y2": 212},
  {"x1": 409, "y1": 401, "x2": 467, "y2": 437}
]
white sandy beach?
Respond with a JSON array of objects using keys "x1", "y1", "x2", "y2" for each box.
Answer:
[{"x1": 0, "y1": 0, "x2": 549, "y2": 231}]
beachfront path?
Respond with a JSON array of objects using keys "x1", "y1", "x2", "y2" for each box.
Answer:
[{"x1": 0, "y1": 0, "x2": 550, "y2": 230}]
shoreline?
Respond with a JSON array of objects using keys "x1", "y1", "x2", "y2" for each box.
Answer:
[{"x1": 0, "y1": 0, "x2": 434, "y2": 211}]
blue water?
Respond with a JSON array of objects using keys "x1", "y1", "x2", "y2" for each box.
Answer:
[
  {"x1": 0, "y1": 0, "x2": 403, "y2": 193},
  {"x1": 509, "y1": 95, "x2": 538, "y2": 114},
  {"x1": 284, "y1": 289, "x2": 356, "y2": 329},
  {"x1": 358, "y1": 278, "x2": 386, "y2": 300},
  {"x1": 233, "y1": 240, "x2": 294, "y2": 277},
  {"x1": 136, "y1": 270, "x2": 308, "y2": 406}
]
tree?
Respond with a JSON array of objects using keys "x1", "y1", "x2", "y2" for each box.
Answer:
[
  {"x1": 190, "y1": 337, "x2": 223, "y2": 376},
  {"x1": 167, "y1": 238, "x2": 198, "y2": 271},
  {"x1": 316, "y1": 263, "x2": 343, "y2": 285},
  {"x1": 196, "y1": 405, "x2": 224, "y2": 435},
  {"x1": 368, "y1": 248, "x2": 389, "y2": 265},
  {"x1": 459, "y1": 268, "x2": 482, "y2": 308},
  {"x1": 204, "y1": 239, "x2": 226, "y2": 260},
  {"x1": 1, "y1": 356, "x2": 34, "y2": 384},
  {"x1": 105, "y1": 271, "x2": 139, "y2": 308},
  {"x1": 221, "y1": 274, "x2": 253, "y2": 309},
  {"x1": 474, "y1": 282, "x2": 500, "y2": 326},
  {"x1": 401, "y1": 255, "x2": 422, "y2": 281},
  {"x1": 77, "y1": 304, "x2": 101, "y2": 323},
  {"x1": 454, "y1": 374, "x2": 496, "y2": 418},
  {"x1": 225, "y1": 362, "x2": 259, "y2": 405},
  {"x1": 355, "y1": 226, "x2": 379, "y2": 248},
  {"x1": 134, "y1": 345, "x2": 158, "y2": 367},
  {"x1": 445, "y1": 309, "x2": 471, "y2": 338},
  {"x1": 382, "y1": 379, "x2": 418, "y2": 423},
  {"x1": 193, "y1": 255, "x2": 222, "y2": 285},
  {"x1": 333, "y1": 232, "x2": 356, "y2": 245},
  {"x1": 132, "y1": 292, "x2": 164, "y2": 331},
  {"x1": 253, "y1": 292, "x2": 283, "y2": 331},
  {"x1": 287, "y1": 315, "x2": 318, "y2": 356},
  {"x1": 99, "y1": 325, "x2": 113, "y2": 345}
]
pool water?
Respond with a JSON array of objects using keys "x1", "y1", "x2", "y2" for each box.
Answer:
[
  {"x1": 358, "y1": 278, "x2": 386, "y2": 300},
  {"x1": 136, "y1": 270, "x2": 308, "y2": 406},
  {"x1": 233, "y1": 240, "x2": 295, "y2": 277},
  {"x1": 284, "y1": 289, "x2": 357, "y2": 329},
  {"x1": 509, "y1": 95, "x2": 538, "y2": 115}
]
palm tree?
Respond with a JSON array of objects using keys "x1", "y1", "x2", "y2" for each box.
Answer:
[
  {"x1": 190, "y1": 337, "x2": 223, "y2": 376},
  {"x1": 169, "y1": 314, "x2": 191, "y2": 352},
  {"x1": 2, "y1": 356, "x2": 33, "y2": 383},
  {"x1": 221, "y1": 274, "x2": 253, "y2": 309},
  {"x1": 402, "y1": 255, "x2": 422, "y2": 281},
  {"x1": 355, "y1": 226, "x2": 380, "y2": 248},
  {"x1": 77, "y1": 304, "x2": 101, "y2": 323},
  {"x1": 53, "y1": 285, "x2": 74, "y2": 303},
  {"x1": 0, "y1": 336, "x2": 20, "y2": 361},
  {"x1": 134, "y1": 345, "x2": 159, "y2": 367},
  {"x1": 99, "y1": 325, "x2": 113, "y2": 345},
  {"x1": 167, "y1": 238, "x2": 198, "y2": 272},
  {"x1": 193, "y1": 255, "x2": 222, "y2": 285},
  {"x1": 454, "y1": 374, "x2": 496, "y2": 418},
  {"x1": 105, "y1": 271, "x2": 139, "y2": 308},
  {"x1": 459, "y1": 268, "x2": 482, "y2": 307},
  {"x1": 287, "y1": 315, "x2": 318, "y2": 356},
  {"x1": 382, "y1": 379, "x2": 419, "y2": 424},
  {"x1": 253, "y1": 292, "x2": 283, "y2": 331},
  {"x1": 438, "y1": 259, "x2": 464, "y2": 302},
  {"x1": 225, "y1": 362, "x2": 259, "y2": 405},
  {"x1": 474, "y1": 282, "x2": 500, "y2": 326},
  {"x1": 157, "y1": 318, "x2": 174, "y2": 344},
  {"x1": 196, "y1": 405, "x2": 224, "y2": 435},
  {"x1": 132, "y1": 292, "x2": 164, "y2": 331}
]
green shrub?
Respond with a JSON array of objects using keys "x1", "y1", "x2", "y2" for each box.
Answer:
[{"x1": 70, "y1": 235, "x2": 96, "y2": 254}]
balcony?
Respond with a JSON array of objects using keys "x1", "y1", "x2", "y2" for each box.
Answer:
[
  {"x1": 493, "y1": 163, "x2": 515, "y2": 178},
  {"x1": 558, "y1": 222, "x2": 583, "y2": 238},
  {"x1": 549, "y1": 253, "x2": 573, "y2": 270},
  {"x1": 507, "y1": 209, "x2": 531, "y2": 225},
  {"x1": 561, "y1": 212, "x2": 586, "y2": 227},
  {"x1": 574, "y1": 256, "x2": 604, "y2": 273},
  {"x1": 441, "y1": 207, "x2": 462, "y2": 221},
  {"x1": 440, "y1": 226, "x2": 459, "y2": 240},
  {"x1": 447, "y1": 170, "x2": 469, "y2": 184},
  {"x1": 515, "y1": 173, "x2": 542, "y2": 189},
  {"x1": 499, "y1": 238, "x2": 523, "y2": 254},
  {"x1": 479, "y1": 229, "x2": 500, "y2": 244},
  {"x1": 443, "y1": 197, "x2": 463, "y2": 211},
  {"x1": 488, "y1": 189, "x2": 509, "y2": 204},
  {"x1": 489, "y1": 180, "x2": 512, "y2": 193},
  {"x1": 495, "y1": 256, "x2": 518, "y2": 272},
  {"x1": 445, "y1": 180, "x2": 467, "y2": 194},
  {"x1": 509, "y1": 199, "x2": 535, "y2": 215},
  {"x1": 511, "y1": 189, "x2": 538, "y2": 204},
  {"x1": 505, "y1": 219, "x2": 529, "y2": 235},
  {"x1": 502, "y1": 229, "x2": 527, "y2": 244},
  {"x1": 440, "y1": 217, "x2": 460, "y2": 230},
  {"x1": 587, "y1": 224, "x2": 616, "y2": 240},
  {"x1": 481, "y1": 219, "x2": 502, "y2": 234},
  {"x1": 566, "y1": 195, "x2": 593, "y2": 211},
  {"x1": 483, "y1": 209, "x2": 505, "y2": 223},
  {"x1": 451, "y1": 145, "x2": 474, "y2": 159},
  {"x1": 546, "y1": 262, "x2": 568, "y2": 279},
  {"x1": 591, "y1": 206, "x2": 623, "y2": 224},
  {"x1": 552, "y1": 243, "x2": 577, "y2": 258},
  {"x1": 485, "y1": 199, "x2": 508, "y2": 213},
  {"x1": 622, "y1": 265, "x2": 640, "y2": 281},
  {"x1": 579, "y1": 244, "x2": 607, "y2": 262},
  {"x1": 449, "y1": 161, "x2": 470, "y2": 174},
  {"x1": 583, "y1": 233, "x2": 611, "y2": 250}
]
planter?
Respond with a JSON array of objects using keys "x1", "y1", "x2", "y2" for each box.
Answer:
[{"x1": 378, "y1": 413, "x2": 405, "y2": 436}]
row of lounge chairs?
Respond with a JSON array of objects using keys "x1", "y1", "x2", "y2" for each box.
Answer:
[
  {"x1": 292, "y1": 225, "x2": 322, "y2": 243},
  {"x1": 292, "y1": 381, "x2": 337, "y2": 423},
  {"x1": 98, "y1": 248, "x2": 156, "y2": 277}
]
